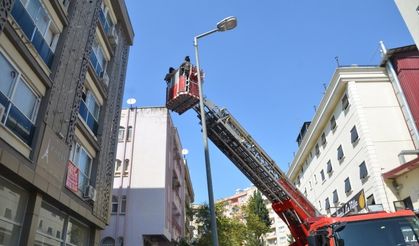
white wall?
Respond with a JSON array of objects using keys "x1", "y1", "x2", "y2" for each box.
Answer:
[{"x1": 395, "y1": 0, "x2": 419, "y2": 47}]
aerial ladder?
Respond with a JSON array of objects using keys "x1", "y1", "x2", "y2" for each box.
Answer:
[{"x1": 165, "y1": 63, "x2": 419, "y2": 246}]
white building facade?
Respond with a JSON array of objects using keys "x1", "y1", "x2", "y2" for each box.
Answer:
[
  {"x1": 287, "y1": 67, "x2": 416, "y2": 215},
  {"x1": 101, "y1": 107, "x2": 194, "y2": 246},
  {"x1": 395, "y1": 0, "x2": 419, "y2": 47}
]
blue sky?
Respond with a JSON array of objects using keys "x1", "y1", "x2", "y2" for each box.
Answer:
[{"x1": 123, "y1": 0, "x2": 413, "y2": 204}]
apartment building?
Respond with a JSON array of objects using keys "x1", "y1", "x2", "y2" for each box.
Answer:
[
  {"x1": 0, "y1": 0, "x2": 133, "y2": 245},
  {"x1": 217, "y1": 186, "x2": 291, "y2": 246},
  {"x1": 287, "y1": 66, "x2": 416, "y2": 216},
  {"x1": 101, "y1": 107, "x2": 194, "y2": 246},
  {"x1": 395, "y1": 0, "x2": 419, "y2": 47}
]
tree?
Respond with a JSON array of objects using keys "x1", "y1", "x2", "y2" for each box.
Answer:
[
  {"x1": 193, "y1": 203, "x2": 247, "y2": 246},
  {"x1": 244, "y1": 191, "x2": 272, "y2": 245}
]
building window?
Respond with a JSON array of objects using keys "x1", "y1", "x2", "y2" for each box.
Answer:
[
  {"x1": 36, "y1": 202, "x2": 90, "y2": 245},
  {"x1": 344, "y1": 177, "x2": 352, "y2": 193},
  {"x1": 326, "y1": 160, "x2": 333, "y2": 174},
  {"x1": 79, "y1": 88, "x2": 100, "y2": 135},
  {"x1": 359, "y1": 161, "x2": 368, "y2": 179},
  {"x1": 320, "y1": 170, "x2": 325, "y2": 181},
  {"x1": 314, "y1": 174, "x2": 317, "y2": 184},
  {"x1": 333, "y1": 190, "x2": 339, "y2": 204},
  {"x1": 0, "y1": 52, "x2": 40, "y2": 146},
  {"x1": 90, "y1": 38, "x2": 108, "y2": 78},
  {"x1": 337, "y1": 145, "x2": 344, "y2": 161},
  {"x1": 342, "y1": 94, "x2": 349, "y2": 111},
  {"x1": 66, "y1": 218, "x2": 90, "y2": 245},
  {"x1": 99, "y1": 3, "x2": 114, "y2": 34},
  {"x1": 0, "y1": 176, "x2": 29, "y2": 245},
  {"x1": 120, "y1": 195, "x2": 127, "y2": 214},
  {"x1": 35, "y1": 202, "x2": 65, "y2": 244},
  {"x1": 11, "y1": 0, "x2": 59, "y2": 67},
  {"x1": 126, "y1": 126, "x2": 133, "y2": 141},
  {"x1": 124, "y1": 159, "x2": 129, "y2": 174},
  {"x1": 315, "y1": 144, "x2": 320, "y2": 157},
  {"x1": 102, "y1": 237, "x2": 116, "y2": 246},
  {"x1": 367, "y1": 194, "x2": 375, "y2": 205},
  {"x1": 118, "y1": 127, "x2": 125, "y2": 141},
  {"x1": 309, "y1": 181, "x2": 312, "y2": 190},
  {"x1": 69, "y1": 142, "x2": 93, "y2": 193},
  {"x1": 111, "y1": 196, "x2": 118, "y2": 213},
  {"x1": 321, "y1": 132, "x2": 327, "y2": 146},
  {"x1": 330, "y1": 115, "x2": 337, "y2": 131},
  {"x1": 350, "y1": 125, "x2": 359, "y2": 144},
  {"x1": 325, "y1": 198, "x2": 330, "y2": 211},
  {"x1": 114, "y1": 159, "x2": 121, "y2": 174}
]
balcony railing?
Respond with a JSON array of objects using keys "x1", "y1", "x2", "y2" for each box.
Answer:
[
  {"x1": 0, "y1": 91, "x2": 35, "y2": 146},
  {"x1": 89, "y1": 51, "x2": 104, "y2": 78},
  {"x1": 78, "y1": 100, "x2": 98, "y2": 135},
  {"x1": 11, "y1": 0, "x2": 54, "y2": 68},
  {"x1": 98, "y1": 8, "x2": 111, "y2": 34}
]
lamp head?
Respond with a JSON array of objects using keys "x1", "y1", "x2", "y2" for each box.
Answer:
[{"x1": 216, "y1": 16, "x2": 237, "y2": 32}]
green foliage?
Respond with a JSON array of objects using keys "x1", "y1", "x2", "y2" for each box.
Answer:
[
  {"x1": 192, "y1": 191, "x2": 272, "y2": 246},
  {"x1": 243, "y1": 191, "x2": 272, "y2": 245}
]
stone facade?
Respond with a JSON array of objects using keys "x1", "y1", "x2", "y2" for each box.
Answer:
[{"x1": 0, "y1": 0, "x2": 133, "y2": 245}]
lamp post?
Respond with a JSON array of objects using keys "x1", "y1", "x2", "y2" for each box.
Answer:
[{"x1": 193, "y1": 16, "x2": 237, "y2": 246}]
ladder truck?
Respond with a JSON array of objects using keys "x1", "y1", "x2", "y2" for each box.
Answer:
[{"x1": 165, "y1": 64, "x2": 419, "y2": 246}]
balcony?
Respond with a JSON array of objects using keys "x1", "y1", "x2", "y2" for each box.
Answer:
[
  {"x1": 0, "y1": 91, "x2": 35, "y2": 146},
  {"x1": 98, "y1": 8, "x2": 111, "y2": 34},
  {"x1": 78, "y1": 100, "x2": 98, "y2": 135},
  {"x1": 11, "y1": 0, "x2": 54, "y2": 68},
  {"x1": 89, "y1": 51, "x2": 104, "y2": 78}
]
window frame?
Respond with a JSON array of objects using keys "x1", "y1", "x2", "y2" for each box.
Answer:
[
  {"x1": 118, "y1": 126, "x2": 125, "y2": 142},
  {"x1": 320, "y1": 170, "x2": 325, "y2": 182},
  {"x1": 321, "y1": 132, "x2": 327, "y2": 146},
  {"x1": 111, "y1": 195, "x2": 118, "y2": 214},
  {"x1": 332, "y1": 189, "x2": 339, "y2": 204},
  {"x1": 342, "y1": 93, "x2": 349, "y2": 111},
  {"x1": 337, "y1": 145, "x2": 345, "y2": 162},
  {"x1": 350, "y1": 125, "x2": 359, "y2": 144},
  {"x1": 326, "y1": 160, "x2": 333, "y2": 174},
  {"x1": 69, "y1": 142, "x2": 93, "y2": 194},
  {"x1": 344, "y1": 177, "x2": 352, "y2": 193},
  {"x1": 359, "y1": 161, "x2": 368, "y2": 180},
  {"x1": 330, "y1": 115, "x2": 337, "y2": 131},
  {"x1": 325, "y1": 197, "x2": 330, "y2": 211}
]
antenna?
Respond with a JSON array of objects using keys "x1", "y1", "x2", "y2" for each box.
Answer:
[
  {"x1": 127, "y1": 98, "x2": 136, "y2": 109},
  {"x1": 334, "y1": 56, "x2": 340, "y2": 67}
]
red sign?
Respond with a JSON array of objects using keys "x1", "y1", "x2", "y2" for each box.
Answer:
[{"x1": 66, "y1": 160, "x2": 79, "y2": 193}]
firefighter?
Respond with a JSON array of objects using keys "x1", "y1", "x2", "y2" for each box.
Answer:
[{"x1": 164, "y1": 67, "x2": 176, "y2": 84}]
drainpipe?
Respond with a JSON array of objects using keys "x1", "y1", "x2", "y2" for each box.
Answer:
[
  {"x1": 380, "y1": 41, "x2": 419, "y2": 148},
  {"x1": 398, "y1": 150, "x2": 419, "y2": 164}
]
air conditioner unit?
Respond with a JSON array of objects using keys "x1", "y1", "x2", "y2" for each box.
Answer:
[
  {"x1": 108, "y1": 27, "x2": 119, "y2": 47},
  {"x1": 102, "y1": 72, "x2": 110, "y2": 86},
  {"x1": 84, "y1": 185, "x2": 97, "y2": 202},
  {"x1": 0, "y1": 104, "x2": 5, "y2": 123}
]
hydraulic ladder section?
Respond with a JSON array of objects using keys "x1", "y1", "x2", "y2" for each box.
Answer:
[{"x1": 194, "y1": 99, "x2": 320, "y2": 245}]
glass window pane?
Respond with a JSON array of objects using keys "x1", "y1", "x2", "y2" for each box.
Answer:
[
  {"x1": 0, "y1": 220, "x2": 21, "y2": 246},
  {"x1": 34, "y1": 233, "x2": 62, "y2": 246},
  {"x1": 0, "y1": 54, "x2": 17, "y2": 96},
  {"x1": 26, "y1": 0, "x2": 42, "y2": 21},
  {"x1": 36, "y1": 203, "x2": 65, "y2": 242},
  {"x1": 77, "y1": 149, "x2": 91, "y2": 176},
  {"x1": 12, "y1": 79, "x2": 37, "y2": 120},
  {"x1": 66, "y1": 219, "x2": 89, "y2": 246},
  {"x1": 0, "y1": 176, "x2": 29, "y2": 223}
]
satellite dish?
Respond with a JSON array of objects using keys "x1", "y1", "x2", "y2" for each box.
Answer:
[
  {"x1": 182, "y1": 149, "x2": 189, "y2": 155},
  {"x1": 127, "y1": 98, "x2": 136, "y2": 105}
]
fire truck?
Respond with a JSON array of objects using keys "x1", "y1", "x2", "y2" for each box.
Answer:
[{"x1": 165, "y1": 64, "x2": 419, "y2": 246}]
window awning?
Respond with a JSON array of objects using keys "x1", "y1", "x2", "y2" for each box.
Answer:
[{"x1": 382, "y1": 157, "x2": 419, "y2": 179}]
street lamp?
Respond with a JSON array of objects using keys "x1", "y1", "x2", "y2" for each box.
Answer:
[{"x1": 193, "y1": 16, "x2": 237, "y2": 246}]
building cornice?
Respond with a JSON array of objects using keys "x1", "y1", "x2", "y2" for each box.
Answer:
[{"x1": 287, "y1": 67, "x2": 388, "y2": 180}]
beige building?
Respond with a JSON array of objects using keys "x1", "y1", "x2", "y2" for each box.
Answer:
[
  {"x1": 217, "y1": 186, "x2": 291, "y2": 246},
  {"x1": 0, "y1": 0, "x2": 133, "y2": 245},
  {"x1": 395, "y1": 0, "x2": 419, "y2": 47},
  {"x1": 287, "y1": 66, "x2": 416, "y2": 216},
  {"x1": 101, "y1": 107, "x2": 194, "y2": 245}
]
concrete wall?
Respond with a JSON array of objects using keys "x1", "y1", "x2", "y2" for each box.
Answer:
[{"x1": 395, "y1": 0, "x2": 419, "y2": 48}]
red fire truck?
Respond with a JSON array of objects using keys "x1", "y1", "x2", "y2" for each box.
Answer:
[{"x1": 166, "y1": 64, "x2": 419, "y2": 246}]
